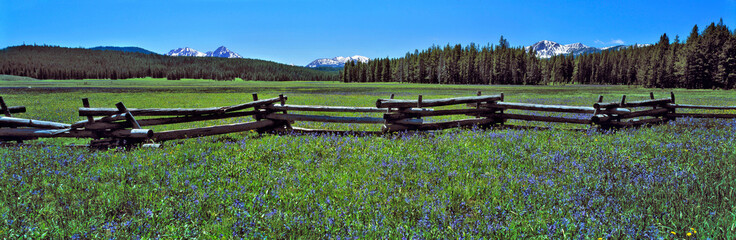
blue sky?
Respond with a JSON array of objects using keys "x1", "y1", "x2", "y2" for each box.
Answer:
[{"x1": 1, "y1": 0, "x2": 734, "y2": 65}]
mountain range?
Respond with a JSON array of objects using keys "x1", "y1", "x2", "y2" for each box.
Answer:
[
  {"x1": 525, "y1": 40, "x2": 651, "y2": 58},
  {"x1": 306, "y1": 55, "x2": 370, "y2": 68},
  {"x1": 88, "y1": 40, "x2": 651, "y2": 66},
  {"x1": 166, "y1": 46, "x2": 242, "y2": 58}
]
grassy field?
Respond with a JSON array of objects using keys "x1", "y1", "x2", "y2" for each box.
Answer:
[{"x1": 1, "y1": 78, "x2": 735, "y2": 239}]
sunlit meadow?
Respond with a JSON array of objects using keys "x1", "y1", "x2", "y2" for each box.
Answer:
[{"x1": 1, "y1": 78, "x2": 735, "y2": 239}]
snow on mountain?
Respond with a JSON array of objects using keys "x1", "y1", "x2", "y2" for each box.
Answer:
[
  {"x1": 205, "y1": 46, "x2": 242, "y2": 58},
  {"x1": 166, "y1": 47, "x2": 207, "y2": 57},
  {"x1": 525, "y1": 40, "x2": 653, "y2": 58},
  {"x1": 306, "y1": 55, "x2": 370, "y2": 68},
  {"x1": 525, "y1": 40, "x2": 599, "y2": 58},
  {"x1": 166, "y1": 46, "x2": 242, "y2": 58}
]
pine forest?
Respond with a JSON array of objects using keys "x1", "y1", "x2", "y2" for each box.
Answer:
[{"x1": 343, "y1": 21, "x2": 736, "y2": 89}]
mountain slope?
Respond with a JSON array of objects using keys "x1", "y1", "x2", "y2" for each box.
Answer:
[
  {"x1": 205, "y1": 46, "x2": 242, "y2": 58},
  {"x1": 89, "y1": 46, "x2": 158, "y2": 55},
  {"x1": 166, "y1": 46, "x2": 243, "y2": 58},
  {"x1": 166, "y1": 47, "x2": 207, "y2": 57},
  {"x1": 526, "y1": 41, "x2": 655, "y2": 58},
  {"x1": 0, "y1": 45, "x2": 337, "y2": 81},
  {"x1": 307, "y1": 55, "x2": 370, "y2": 68},
  {"x1": 525, "y1": 40, "x2": 601, "y2": 58}
]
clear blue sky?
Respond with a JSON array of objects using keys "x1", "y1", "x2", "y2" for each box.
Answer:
[{"x1": 1, "y1": 0, "x2": 734, "y2": 66}]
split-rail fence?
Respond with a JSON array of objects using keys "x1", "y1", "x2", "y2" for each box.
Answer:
[{"x1": 1, "y1": 92, "x2": 734, "y2": 148}]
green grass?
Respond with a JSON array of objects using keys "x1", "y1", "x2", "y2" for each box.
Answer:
[{"x1": 1, "y1": 78, "x2": 735, "y2": 239}]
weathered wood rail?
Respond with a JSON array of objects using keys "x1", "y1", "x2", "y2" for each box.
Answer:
[{"x1": 1, "y1": 91, "x2": 735, "y2": 148}]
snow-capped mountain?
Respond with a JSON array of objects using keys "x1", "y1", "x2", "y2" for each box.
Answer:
[
  {"x1": 166, "y1": 47, "x2": 207, "y2": 57},
  {"x1": 526, "y1": 40, "x2": 653, "y2": 58},
  {"x1": 306, "y1": 55, "x2": 370, "y2": 68},
  {"x1": 205, "y1": 46, "x2": 242, "y2": 58},
  {"x1": 166, "y1": 46, "x2": 242, "y2": 58},
  {"x1": 525, "y1": 40, "x2": 600, "y2": 58}
]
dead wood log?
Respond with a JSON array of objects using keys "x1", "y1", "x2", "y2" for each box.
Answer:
[
  {"x1": 272, "y1": 127, "x2": 383, "y2": 136},
  {"x1": 73, "y1": 110, "x2": 262, "y2": 130},
  {"x1": 152, "y1": 119, "x2": 275, "y2": 141},
  {"x1": 400, "y1": 108, "x2": 488, "y2": 117},
  {"x1": 376, "y1": 95, "x2": 502, "y2": 108},
  {"x1": 592, "y1": 108, "x2": 670, "y2": 123},
  {"x1": 608, "y1": 118, "x2": 666, "y2": 127},
  {"x1": 222, "y1": 97, "x2": 284, "y2": 113},
  {"x1": 382, "y1": 118, "x2": 497, "y2": 132},
  {"x1": 381, "y1": 124, "x2": 411, "y2": 132},
  {"x1": 82, "y1": 98, "x2": 94, "y2": 123},
  {"x1": 482, "y1": 102, "x2": 597, "y2": 114},
  {"x1": 618, "y1": 108, "x2": 671, "y2": 119},
  {"x1": 79, "y1": 107, "x2": 227, "y2": 117},
  {"x1": 265, "y1": 113, "x2": 386, "y2": 124},
  {"x1": 0, "y1": 97, "x2": 11, "y2": 117},
  {"x1": 666, "y1": 103, "x2": 736, "y2": 110},
  {"x1": 0, "y1": 117, "x2": 71, "y2": 129},
  {"x1": 484, "y1": 113, "x2": 592, "y2": 124},
  {"x1": 115, "y1": 102, "x2": 141, "y2": 129},
  {"x1": 0, "y1": 128, "x2": 151, "y2": 139},
  {"x1": 416, "y1": 118, "x2": 497, "y2": 130},
  {"x1": 78, "y1": 97, "x2": 281, "y2": 117},
  {"x1": 593, "y1": 102, "x2": 621, "y2": 110},
  {"x1": 667, "y1": 113, "x2": 736, "y2": 118},
  {"x1": 266, "y1": 104, "x2": 388, "y2": 113},
  {"x1": 622, "y1": 98, "x2": 672, "y2": 108}
]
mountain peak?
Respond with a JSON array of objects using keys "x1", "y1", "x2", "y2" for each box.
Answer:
[
  {"x1": 206, "y1": 46, "x2": 242, "y2": 58},
  {"x1": 566, "y1": 42, "x2": 588, "y2": 48},
  {"x1": 166, "y1": 47, "x2": 207, "y2": 57},
  {"x1": 527, "y1": 40, "x2": 602, "y2": 58},
  {"x1": 307, "y1": 55, "x2": 370, "y2": 68},
  {"x1": 166, "y1": 46, "x2": 242, "y2": 58}
]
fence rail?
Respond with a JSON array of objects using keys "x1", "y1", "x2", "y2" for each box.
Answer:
[{"x1": 1, "y1": 91, "x2": 735, "y2": 148}]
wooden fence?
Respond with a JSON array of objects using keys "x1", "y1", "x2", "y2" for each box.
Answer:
[{"x1": 1, "y1": 92, "x2": 735, "y2": 148}]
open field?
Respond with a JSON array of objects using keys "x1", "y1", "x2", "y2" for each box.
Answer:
[{"x1": 1, "y1": 78, "x2": 735, "y2": 238}]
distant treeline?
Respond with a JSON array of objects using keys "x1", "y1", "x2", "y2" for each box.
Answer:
[
  {"x1": 0, "y1": 45, "x2": 338, "y2": 81},
  {"x1": 342, "y1": 20, "x2": 736, "y2": 89}
]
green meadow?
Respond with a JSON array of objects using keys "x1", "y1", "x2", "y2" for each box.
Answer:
[{"x1": 1, "y1": 78, "x2": 735, "y2": 239}]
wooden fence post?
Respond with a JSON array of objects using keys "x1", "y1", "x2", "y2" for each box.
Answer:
[
  {"x1": 252, "y1": 93, "x2": 262, "y2": 121},
  {"x1": 82, "y1": 98, "x2": 94, "y2": 124},
  {"x1": 387, "y1": 94, "x2": 395, "y2": 113},
  {"x1": 0, "y1": 97, "x2": 21, "y2": 143},
  {"x1": 0, "y1": 97, "x2": 11, "y2": 117},
  {"x1": 115, "y1": 102, "x2": 141, "y2": 129},
  {"x1": 498, "y1": 93, "x2": 505, "y2": 125},
  {"x1": 278, "y1": 94, "x2": 292, "y2": 130},
  {"x1": 668, "y1": 92, "x2": 676, "y2": 121},
  {"x1": 475, "y1": 91, "x2": 482, "y2": 118}
]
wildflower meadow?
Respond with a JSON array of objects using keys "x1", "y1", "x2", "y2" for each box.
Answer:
[{"x1": 0, "y1": 79, "x2": 734, "y2": 239}]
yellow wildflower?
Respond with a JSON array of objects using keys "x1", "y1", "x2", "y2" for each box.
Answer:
[{"x1": 687, "y1": 232, "x2": 692, "y2": 236}]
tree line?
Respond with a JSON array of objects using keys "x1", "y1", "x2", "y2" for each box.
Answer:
[
  {"x1": 0, "y1": 45, "x2": 338, "y2": 81},
  {"x1": 342, "y1": 20, "x2": 736, "y2": 89}
]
